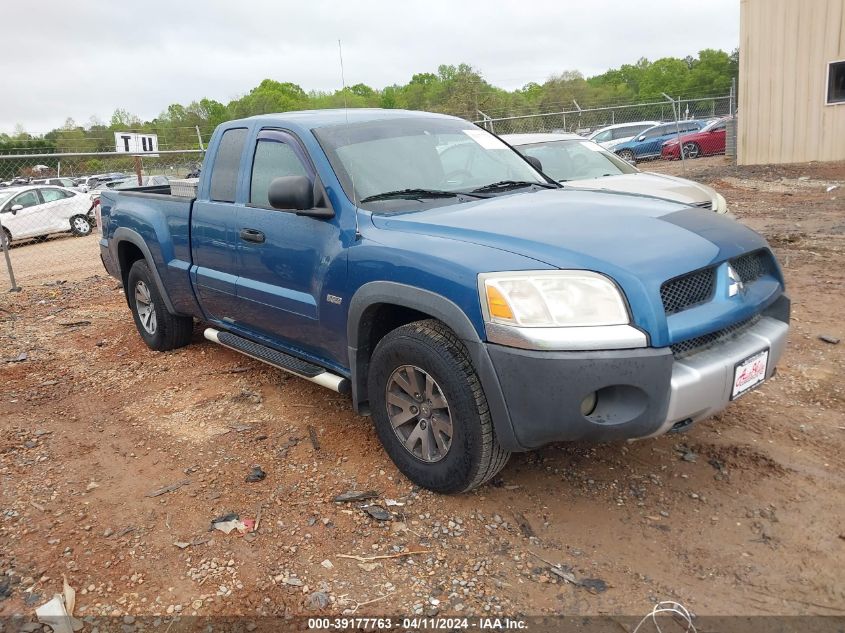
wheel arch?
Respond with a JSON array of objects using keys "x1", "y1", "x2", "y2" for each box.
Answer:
[
  {"x1": 112, "y1": 227, "x2": 177, "y2": 314},
  {"x1": 347, "y1": 281, "x2": 522, "y2": 452}
]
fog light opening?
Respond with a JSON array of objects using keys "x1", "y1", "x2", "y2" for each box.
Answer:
[{"x1": 580, "y1": 391, "x2": 598, "y2": 417}]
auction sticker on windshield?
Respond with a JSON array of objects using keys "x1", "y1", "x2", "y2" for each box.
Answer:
[
  {"x1": 463, "y1": 129, "x2": 509, "y2": 150},
  {"x1": 731, "y1": 349, "x2": 768, "y2": 399}
]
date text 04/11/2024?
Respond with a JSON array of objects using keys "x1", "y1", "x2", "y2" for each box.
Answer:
[{"x1": 306, "y1": 617, "x2": 527, "y2": 629}]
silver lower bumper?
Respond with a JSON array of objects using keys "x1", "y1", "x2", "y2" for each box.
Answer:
[{"x1": 646, "y1": 316, "x2": 789, "y2": 437}]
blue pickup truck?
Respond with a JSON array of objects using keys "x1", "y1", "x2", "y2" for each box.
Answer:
[{"x1": 99, "y1": 109, "x2": 790, "y2": 493}]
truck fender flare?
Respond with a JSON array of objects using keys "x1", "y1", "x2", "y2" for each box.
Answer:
[
  {"x1": 112, "y1": 227, "x2": 177, "y2": 314},
  {"x1": 346, "y1": 281, "x2": 521, "y2": 452}
]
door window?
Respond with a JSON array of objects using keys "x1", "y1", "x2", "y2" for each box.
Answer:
[
  {"x1": 249, "y1": 139, "x2": 310, "y2": 208},
  {"x1": 209, "y1": 127, "x2": 248, "y2": 203},
  {"x1": 7, "y1": 190, "x2": 40, "y2": 210},
  {"x1": 592, "y1": 130, "x2": 612, "y2": 143},
  {"x1": 642, "y1": 126, "x2": 667, "y2": 139},
  {"x1": 40, "y1": 188, "x2": 71, "y2": 202}
]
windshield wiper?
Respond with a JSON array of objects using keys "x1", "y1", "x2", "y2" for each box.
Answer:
[
  {"x1": 360, "y1": 188, "x2": 460, "y2": 203},
  {"x1": 470, "y1": 180, "x2": 557, "y2": 194}
]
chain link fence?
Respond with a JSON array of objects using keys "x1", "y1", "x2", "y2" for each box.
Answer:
[
  {"x1": 475, "y1": 94, "x2": 734, "y2": 135},
  {"x1": 0, "y1": 150, "x2": 203, "y2": 290}
]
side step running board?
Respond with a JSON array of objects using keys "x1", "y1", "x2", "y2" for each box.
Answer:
[{"x1": 204, "y1": 328, "x2": 350, "y2": 394}]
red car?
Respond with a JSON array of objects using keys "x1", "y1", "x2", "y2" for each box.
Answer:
[{"x1": 661, "y1": 117, "x2": 729, "y2": 160}]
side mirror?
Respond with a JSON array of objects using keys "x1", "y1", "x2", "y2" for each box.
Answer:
[
  {"x1": 267, "y1": 175, "x2": 333, "y2": 218},
  {"x1": 524, "y1": 155, "x2": 543, "y2": 172},
  {"x1": 10, "y1": 204, "x2": 22, "y2": 215},
  {"x1": 636, "y1": 135, "x2": 646, "y2": 142}
]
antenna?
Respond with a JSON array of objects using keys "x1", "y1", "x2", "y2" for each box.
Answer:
[{"x1": 338, "y1": 39, "x2": 361, "y2": 239}]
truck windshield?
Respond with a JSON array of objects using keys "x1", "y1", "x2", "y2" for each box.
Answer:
[{"x1": 313, "y1": 117, "x2": 550, "y2": 210}]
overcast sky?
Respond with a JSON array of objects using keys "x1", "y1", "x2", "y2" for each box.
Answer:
[{"x1": 2, "y1": 0, "x2": 739, "y2": 135}]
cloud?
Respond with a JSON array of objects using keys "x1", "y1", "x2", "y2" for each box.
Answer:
[{"x1": 0, "y1": 0, "x2": 738, "y2": 134}]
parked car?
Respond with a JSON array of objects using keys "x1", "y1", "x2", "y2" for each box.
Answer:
[
  {"x1": 99, "y1": 109, "x2": 789, "y2": 494},
  {"x1": 503, "y1": 133, "x2": 728, "y2": 212},
  {"x1": 661, "y1": 117, "x2": 730, "y2": 160},
  {"x1": 0, "y1": 186, "x2": 94, "y2": 243},
  {"x1": 31, "y1": 177, "x2": 82, "y2": 190},
  {"x1": 588, "y1": 121, "x2": 660, "y2": 151},
  {"x1": 613, "y1": 120, "x2": 711, "y2": 162}
]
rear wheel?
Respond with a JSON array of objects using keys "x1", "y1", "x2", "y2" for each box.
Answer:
[
  {"x1": 682, "y1": 142, "x2": 700, "y2": 159},
  {"x1": 126, "y1": 260, "x2": 193, "y2": 351},
  {"x1": 618, "y1": 149, "x2": 636, "y2": 163},
  {"x1": 1, "y1": 228, "x2": 11, "y2": 247},
  {"x1": 368, "y1": 319, "x2": 510, "y2": 493},
  {"x1": 70, "y1": 214, "x2": 92, "y2": 236}
]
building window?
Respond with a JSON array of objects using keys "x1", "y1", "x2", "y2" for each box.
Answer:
[{"x1": 828, "y1": 60, "x2": 845, "y2": 104}]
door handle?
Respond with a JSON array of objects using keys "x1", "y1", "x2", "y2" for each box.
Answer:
[{"x1": 239, "y1": 228, "x2": 265, "y2": 243}]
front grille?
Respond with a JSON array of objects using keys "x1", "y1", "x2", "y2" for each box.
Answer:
[
  {"x1": 671, "y1": 316, "x2": 760, "y2": 358},
  {"x1": 660, "y1": 268, "x2": 716, "y2": 315},
  {"x1": 730, "y1": 249, "x2": 771, "y2": 283}
]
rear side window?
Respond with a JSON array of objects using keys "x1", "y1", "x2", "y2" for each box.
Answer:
[
  {"x1": 250, "y1": 139, "x2": 309, "y2": 208},
  {"x1": 612, "y1": 125, "x2": 648, "y2": 140},
  {"x1": 209, "y1": 128, "x2": 248, "y2": 202},
  {"x1": 41, "y1": 188, "x2": 71, "y2": 202}
]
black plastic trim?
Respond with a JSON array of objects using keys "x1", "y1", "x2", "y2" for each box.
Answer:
[
  {"x1": 486, "y1": 344, "x2": 674, "y2": 448},
  {"x1": 346, "y1": 282, "x2": 521, "y2": 452}
]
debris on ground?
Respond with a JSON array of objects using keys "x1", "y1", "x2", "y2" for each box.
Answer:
[
  {"x1": 818, "y1": 335, "x2": 840, "y2": 345},
  {"x1": 336, "y1": 550, "x2": 430, "y2": 563},
  {"x1": 307, "y1": 424, "x2": 320, "y2": 450},
  {"x1": 210, "y1": 512, "x2": 255, "y2": 535},
  {"x1": 34, "y1": 577, "x2": 81, "y2": 633},
  {"x1": 228, "y1": 423, "x2": 253, "y2": 432},
  {"x1": 332, "y1": 490, "x2": 378, "y2": 503},
  {"x1": 305, "y1": 591, "x2": 330, "y2": 610},
  {"x1": 362, "y1": 505, "x2": 391, "y2": 521},
  {"x1": 512, "y1": 511, "x2": 535, "y2": 538},
  {"x1": 245, "y1": 466, "x2": 266, "y2": 482},
  {"x1": 145, "y1": 479, "x2": 190, "y2": 497},
  {"x1": 5, "y1": 352, "x2": 27, "y2": 363},
  {"x1": 529, "y1": 550, "x2": 609, "y2": 593}
]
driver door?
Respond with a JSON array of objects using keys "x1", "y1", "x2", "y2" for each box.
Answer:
[
  {"x1": 233, "y1": 129, "x2": 346, "y2": 363},
  {"x1": 1, "y1": 189, "x2": 45, "y2": 239}
]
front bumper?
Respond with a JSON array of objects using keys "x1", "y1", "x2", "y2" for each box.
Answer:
[
  {"x1": 661, "y1": 145, "x2": 680, "y2": 160},
  {"x1": 486, "y1": 305, "x2": 789, "y2": 450}
]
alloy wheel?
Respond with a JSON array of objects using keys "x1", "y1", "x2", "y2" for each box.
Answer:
[{"x1": 385, "y1": 364, "x2": 453, "y2": 463}]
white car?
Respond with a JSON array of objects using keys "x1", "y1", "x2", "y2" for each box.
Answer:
[
  {"x1": 587, "y1": 121, "x2": 660, "y2": 151},
  {"x1": 31, "y1": 177, "x2": 83, "y2": 191},
  {"x1": 0, "y1": 186, "x2": 94, "y2": 243},
  {"x1": 503, "y1": 133, "x2": 728, "y2": 213}
]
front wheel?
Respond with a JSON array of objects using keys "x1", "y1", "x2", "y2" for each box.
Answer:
[
  {"x1": 368, "y1": 320, "x2": 510, "y2": 493},
  {"x1": 70, "y1": 214, "x2": 92, "y2": 236},
  {"x1": 126, "y1": 260, "x2": 193, "y2": 351}
]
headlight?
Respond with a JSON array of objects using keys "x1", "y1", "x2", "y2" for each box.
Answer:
[
  {"x1": 714, "y1": 192, "x2": 728, "y2": 214},
  {"x1": 480, "y1": 271, "x2": 629, "y2": 327}
]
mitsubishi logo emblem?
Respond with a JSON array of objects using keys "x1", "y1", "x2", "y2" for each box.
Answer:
[{"x1": 727, "y1": 264, "x2": 745, "y2": 297}]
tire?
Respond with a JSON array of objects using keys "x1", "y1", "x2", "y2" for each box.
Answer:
[
  {"x1": 2, "y1": 227, "x2": 12, "y2": 246},
  {"x1": 368, "y1": 319, "x2": 510, "y2": 493},
  {"x1": 682, "y1": 142, "x2": 700, "y2": 159},
  {"x1": 70, "y1": 214, "x2": 92, "y2": 236},
  {"x1": 618, "y1": 149, "x2": 636, "y2": 163},
  {"x1": 126, "y1": 260, "x2": 193, "y2": 351}
]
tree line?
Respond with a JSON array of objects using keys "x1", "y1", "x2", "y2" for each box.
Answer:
[{"x1": 1, "y1": 49, "x2": 737, "y2": 155}]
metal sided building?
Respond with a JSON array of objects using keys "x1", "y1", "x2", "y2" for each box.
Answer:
[{"x1": 739, "y1": 0, "x2": 845, "y2": 165}]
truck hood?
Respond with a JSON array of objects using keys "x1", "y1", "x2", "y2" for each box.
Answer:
[
  {"x1": 369, "y1": 188, "x2": 768, "y2": 341},
  {"x1": 563, "y1": 172, "x2": 716, "y2": 207}
]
